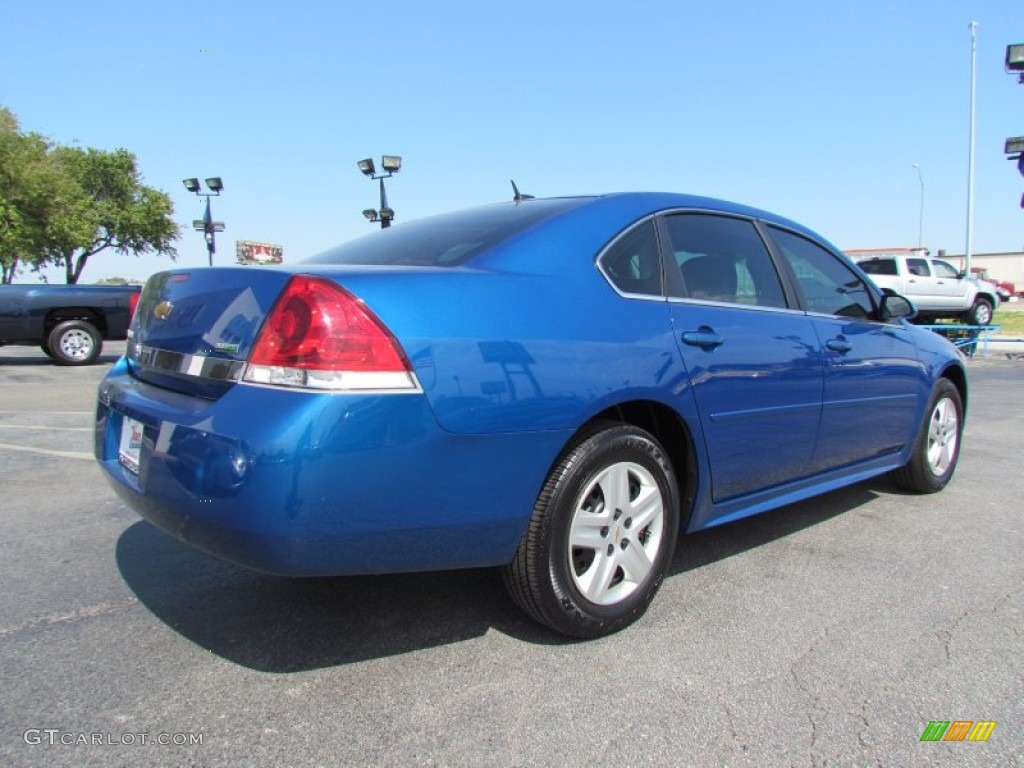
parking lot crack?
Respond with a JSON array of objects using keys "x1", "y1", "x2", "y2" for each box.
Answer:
[
  {"x1": 0, "y1": 598, "x2": 138, "y2": 639},
  {"x1": 938, "y1": 605, "x2": 973, "y2": 663},
  {"x1": 788, "y1": 624, "x2": 834, "y2": 765}
]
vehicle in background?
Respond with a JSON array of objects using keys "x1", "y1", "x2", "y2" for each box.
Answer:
[
  {"x1": 0, "y1": 284, "x2": 141, "y2": 365},
  {"x1": 970, "y1": 267, "x2": 1015, "y2": 302},
  {"x1": 94, "y1": 193, "x2": 967, "y2": 637},
  {"x1": 849, "y1": 248, "x2": 1001, "y2": 325}
]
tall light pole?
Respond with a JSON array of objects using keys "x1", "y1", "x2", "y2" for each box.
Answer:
[
  {"x1": 912, "y1": 164, "x2": 925, "y2": 249},
  {"x1": 1004, "y1": 44, "x2": 1024, "y2": 210},
  {"x1": 357, "y1": 156, "x2": 401, "y2": 229},
  {"x1": 183, "y1": 177, "x2": 225, "y2": 267},
  {"x1": 965, "y1": 21, "x2": 978, "y2": 276}
]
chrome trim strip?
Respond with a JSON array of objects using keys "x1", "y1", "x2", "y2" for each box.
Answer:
[
  {"x1": 131, "y1": 344, "x2": 246, "y2": 382},
  {"x1": 666, "y1": 296, "x2": 806, "y2": 316},
  {"x1": 802, "y1": 310, "x2": 907, "y2": 328}
]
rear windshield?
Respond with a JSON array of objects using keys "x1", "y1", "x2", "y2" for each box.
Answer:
[{"x1": 305, "y1": 198, "x2": 589, "y2": 267}]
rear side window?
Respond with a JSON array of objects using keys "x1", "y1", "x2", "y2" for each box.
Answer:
[
  {"x1": 598, "y1": 220, "x2": 663, "y2": 296},
  {"x1": 305, "y1": 199, "x2": 588, "y2": 267},
  {"x1": 664, "y1": 214, "x2": 787, "y2": 308},
  {"x1": 770, "y1": 228, "x2": 875, "y2": 319},
  {"x1": 858, "y1": 258, "x2": 898, "y2": 276}
]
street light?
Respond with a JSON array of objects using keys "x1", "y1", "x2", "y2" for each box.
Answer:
[
  {"x1": 1005, "y1": 45, "x2": 1024, "y2": 208},
  {"x1": 964, "y1": 21, "x2": 978, "y2": 276},
  {"x1": 357, "y1": 155, "x2": 401, "y2": 229},
  {"x1": 182, "y1": 177, "x2": 225, "y2": 267},
  {"x1": 912, "y1": 164, "x2": 925, "y2": 249}
]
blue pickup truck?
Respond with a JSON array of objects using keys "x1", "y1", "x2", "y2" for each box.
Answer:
[{"x1": 0, "y1": 284, "x2": 140, "y2": 365}]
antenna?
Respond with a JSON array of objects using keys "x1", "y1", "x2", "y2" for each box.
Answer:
[{"x1": 511, "y1": 180, "x2": 535, "y2": 202}]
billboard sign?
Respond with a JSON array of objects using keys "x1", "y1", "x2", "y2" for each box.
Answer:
[{"x1": 236, "y1": 240, "x2": 283, "y2": 265}]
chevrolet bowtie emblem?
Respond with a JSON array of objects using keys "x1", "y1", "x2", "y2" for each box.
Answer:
[{"x1": 153, "y1": 301, "x2": 174, "y2": 320}]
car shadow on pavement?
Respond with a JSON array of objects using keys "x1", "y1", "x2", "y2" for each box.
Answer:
[
  {"x1": 116, "y1": 480, "x2": 886, "y2": 672},
  {"x1": 670, "y1": 481, "x2": 885, "y2": 576}
]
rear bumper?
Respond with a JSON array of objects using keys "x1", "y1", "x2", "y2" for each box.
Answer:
[{"x1": 95, "y1": 358, "x2": 568, "y2": 576}]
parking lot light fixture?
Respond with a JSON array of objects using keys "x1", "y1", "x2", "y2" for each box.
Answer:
[
  {"x1": 1007, "y1": 43, "x2": 1024, "y2": 81},
  {"x1": 357, "y1": 155, "x2": 402, "y2": 229},
  {"x1": 183, "y1": 176, "x2": 226, "y2": 267}
]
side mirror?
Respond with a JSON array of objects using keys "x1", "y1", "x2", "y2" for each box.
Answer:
[{"x1": 880, "y1": 292, "x2": 916, "y2": 322}]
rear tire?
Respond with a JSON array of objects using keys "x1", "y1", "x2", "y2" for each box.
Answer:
[
  {"x1": 503, "y1": 423, "x2": 680, "y2": 638},
  {"x1": 891, "y1": 379, "x2": 963, "y2": 493},
  {"x1": 47, "y1": 320, "x2": 101, "y2": 366}
]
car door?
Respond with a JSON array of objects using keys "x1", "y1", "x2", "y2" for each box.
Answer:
[
  {"x1": 766, "y1": 227, "x2": 924, "y2": 472},
  {"x1": 929, "y1": 258, "x2": 970, "y2": 308},
  {"x1": 662, "y1": 213, "x2": 824, "y2": 503}
]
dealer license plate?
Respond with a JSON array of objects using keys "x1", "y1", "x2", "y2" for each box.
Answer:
[{"x1": 118, "y1": 416, "x2": 144, "y2": 475}]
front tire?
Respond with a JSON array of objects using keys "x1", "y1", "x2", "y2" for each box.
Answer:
[
  {"x1": 47, "y1": 320, "x2": 101, "y2": 365},
  {"x1": 964, "y1": 298, "x2": 993, "y2": 326},
  {"x1": 503, "y1": 423, "x2": 680, "y2": 638},
  {"x1": 892, "y1": 379, "x2": 963, "y2": 493}
]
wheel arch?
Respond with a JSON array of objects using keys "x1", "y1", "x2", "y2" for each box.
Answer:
[
  {"x1": 974, "y1": 291, "x2": 996, "y2": 307},
  {"x1": 939, "y1": 363, "x2": 968, "y2": 416},
  {"x1": 45, "y1": 307, "x2": 106, "y2": 337},
  {"x1": 570, "y1": 400, "x2": 698, "y2": 533}
]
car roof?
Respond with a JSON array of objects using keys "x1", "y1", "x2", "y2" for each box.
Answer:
[
  {"x1": 304, "y1": 192, "x2": 840, "y2": 272},
  {"x1": 470, "y1": 192, "x2": 836, "y2": 271}
]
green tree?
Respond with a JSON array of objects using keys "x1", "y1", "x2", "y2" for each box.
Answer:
[
  {"x1": 0, "y1": 108, "x2": 63, "y2": 283},
  {"x1": 0, "y1": 106, "x2": 180, "y2": 284},
  {"x1": 40, "y1": 146, "x2": 180, "y2": 284}
]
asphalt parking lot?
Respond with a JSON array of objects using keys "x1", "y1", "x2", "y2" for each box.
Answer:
[{"x1": 0, "y1": 342, "x2": 1021, "y2": 767}]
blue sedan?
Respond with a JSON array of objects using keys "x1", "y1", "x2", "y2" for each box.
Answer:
[{"x1": 94, "y1": 192, "x2": 966, "y2": 637}]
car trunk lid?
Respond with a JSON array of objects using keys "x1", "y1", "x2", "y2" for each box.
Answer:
[{"x1": 128, "y1": 268, "x2": 293, "y2": 398}]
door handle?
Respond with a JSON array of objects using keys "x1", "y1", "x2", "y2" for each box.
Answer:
[
  {"x1": 681, "y1": 330, "x2": 724, "y2": 350},
  {"x1": 826, "y1": 338, "x2": 853, "y2": 354}
]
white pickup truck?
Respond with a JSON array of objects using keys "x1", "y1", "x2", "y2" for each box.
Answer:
[{"x1": 851, "y1": 250, "x2": 1001, "y2": 325}]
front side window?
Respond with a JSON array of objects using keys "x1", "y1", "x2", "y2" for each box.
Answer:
[
  {"x1": 664, "y1": 214, "x2": 787, "y2": 308},
  {"x1": 598, "y1": 219, "x2": 663, "y2": 296},
  {"x1": 769, "y1": 228, "x2": 875, "y2": 319},
  {"x1": 932, "y1": 260, "x2": 960, "y2": 279},
  {"x1": 906, "y1": 258, "x2": 931, "y2": 277}
]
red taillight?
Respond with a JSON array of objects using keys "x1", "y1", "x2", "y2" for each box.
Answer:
[
  {"x1": 244, "y1": 275, "x2": 418, "y2": 391},
  {"x1": 128, "y1": 291, "x2": 140, "y2": 318}
]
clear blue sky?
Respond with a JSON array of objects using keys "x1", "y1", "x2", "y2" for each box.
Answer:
[{"x1": 1, "y1": 0, "x2": 1022, "y2": 282}]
